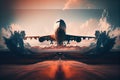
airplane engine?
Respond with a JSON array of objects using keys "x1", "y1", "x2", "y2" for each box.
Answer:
[
  {"x1": 76, "y1": 37, "x2": 81, "y2": 42},
  {"x1": 39, "y1": 37, "x2": 45, "y2": 42}
]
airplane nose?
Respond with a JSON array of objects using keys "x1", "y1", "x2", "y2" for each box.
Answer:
[
  {"x1": 56, "y1": 20, "x2": 60, "y2": 23},
  {"x1": 56, "y1": 19, "x2": 63, "y2": 23}
]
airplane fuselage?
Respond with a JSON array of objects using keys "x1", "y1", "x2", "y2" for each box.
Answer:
[{"x1": 54, "y1": 19, "x2": 66, "y2": 45}]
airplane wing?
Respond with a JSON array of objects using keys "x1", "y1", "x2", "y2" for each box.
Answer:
[
  {"x1": 65, "y1": 34, "x2": 95, "y2": 43},
  {"x1": 24, "y1": 36, "x2": 40, "y2": 40},
  {"x1": 24, "y1": 35, "x2": 55, "y2": 44}
]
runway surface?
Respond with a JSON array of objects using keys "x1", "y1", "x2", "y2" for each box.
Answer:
[{"x1": 0, "y1": 60, "x2": 119, "y2": 80}]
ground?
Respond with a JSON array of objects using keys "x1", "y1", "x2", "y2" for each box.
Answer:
[{"x1": 0, "y1": 46, "x2": 120, "y2": 80}]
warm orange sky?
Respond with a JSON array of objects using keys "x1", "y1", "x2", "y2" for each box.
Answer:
[
  {"x1": 14, "y1": 0, "x2": 66, "y2": 9},
  {"x1": 14, "y1": 0, "x2": 96, "y2": 9},
  {"x1": 1, "y1": 0, "x2": 118, "y2": 10}
]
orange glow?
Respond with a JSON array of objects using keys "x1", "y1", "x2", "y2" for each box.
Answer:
[
  {"x1": 61, "y1": 61, "x2": 74, "y2": 78},
  {"x1": 63, "y1": 0, "x2": 94, "y2": 10},
  {"x1": 45, "y1": 61, "x2": 59, "y2": 78},
  {"x1": 0, "y1": 60, "x2": 119, "y2": 80},
  {"x1": 14, "y1": 0, "x2": 66, "y2": 9}
]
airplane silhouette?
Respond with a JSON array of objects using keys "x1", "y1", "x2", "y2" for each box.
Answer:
[{"x1": 24, "y1": 19, "x2": 95, "y2": 46}]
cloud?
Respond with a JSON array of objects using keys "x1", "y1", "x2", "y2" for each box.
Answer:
[
  {"x1": 66, "y1": 10, "x2": 111, "y2": 36},
  {"x1": 66, "y1": 10, "x2": 114, "y2": 47},
  {"x1": 98, "y1": 9, "x2": 110, "y2": 31},
  {"x1": 0, "y1": 37, "x2": 6, "y2": 49},
  {"x1": 0, "y1": 24, "x2": 24, "y2": 49},
  {"x1": 109, "y1": 27, "x2": 120, "y2": 49},
  {"x1": 114, "y1": 36, "x2": 120, "y2": 49},
  {"x1": 67, "y1": 16, "x2": 110, "y2": 37},
  {"x1": 1, "y1": 24, "x2": 23, "y2": 38},
  {"x1": 110, "y1": 28, "x2": 120, "y2": 37},
  {"x1": 79, "y1": 10, "x2": 111, "y2": 36},
  {"x1": 79, "y1": 19, "x2": 99, "y2": 36},
  {"x1": 0, "y1": 28, "x2": 10, "y2": 49},
  {"x1": 63, "y1": 0, "x2": 94, "y2": 10}
]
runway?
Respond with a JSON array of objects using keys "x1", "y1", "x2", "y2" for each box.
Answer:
[{"x1": 0, "y1": 60, "x2": 119, "y2": 80}]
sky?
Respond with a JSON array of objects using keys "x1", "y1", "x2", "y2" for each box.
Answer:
[
  {"x1": 0, "y1": 0, "x2": 120, "y2": 47},
  {"x1": 1, "y1": 0, "x2": 119, "y2": 9}
]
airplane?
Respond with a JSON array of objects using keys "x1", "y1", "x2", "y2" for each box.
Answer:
[{"x1": 24, "y1": 19, "x2": 95, "y2": 46}]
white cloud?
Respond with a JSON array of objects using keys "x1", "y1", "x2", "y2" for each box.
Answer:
[
  {"x1": 79, "y1": 19, "x2": 99, "y2": 36},
  {"x1": 63, "y1": 0, "x2": 94, "y2": 10}
]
